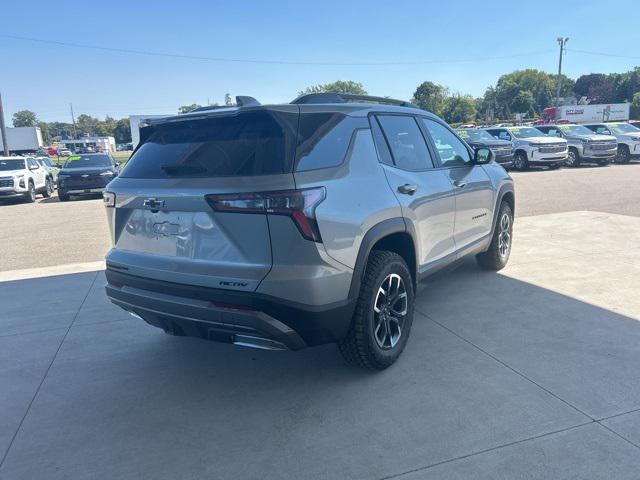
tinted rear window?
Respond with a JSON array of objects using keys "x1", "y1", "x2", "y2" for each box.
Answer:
[
  {"x1": 121, "y1": 110, "x2": 297, "y2": 178},
  {"x1": 295, "y1": 114, "x2": 366, "y2": 172}
]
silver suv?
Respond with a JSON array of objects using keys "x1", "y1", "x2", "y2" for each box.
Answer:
[{"x1": 103, "y1": 94, "x2": 514, "y2": 370}]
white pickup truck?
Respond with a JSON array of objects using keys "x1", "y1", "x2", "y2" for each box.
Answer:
[
  {"x1": 583, "y1": 123, "x2": 640, "y2": 163},
  {"x1": 0, "y1": 156, "x2": 54, "y2": 203},
  {"x1": 485, "y1": 126, "x2": 568, "y2": 171}
]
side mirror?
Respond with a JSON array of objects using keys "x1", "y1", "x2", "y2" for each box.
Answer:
[{"x1": 474, "y1": 147, "x2": 493, "y2": 165}]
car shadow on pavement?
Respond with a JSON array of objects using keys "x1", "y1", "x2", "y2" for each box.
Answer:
[
  {"x1": 2, "y1": 262, "x2": 640, "y2": 479},
  {"x1": 38, "y1": 193, "x2": 104, "y2": 204}
]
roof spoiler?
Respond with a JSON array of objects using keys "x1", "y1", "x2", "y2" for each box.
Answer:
[
  {"x1": 291, "y1": 93, "x2": 418, "y2": 108},
  {"x1": 188, "y1": 96, "x2": 261, "y2": 114}
]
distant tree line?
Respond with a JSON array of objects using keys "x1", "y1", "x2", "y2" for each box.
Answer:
[
  {"x1": 12, "y1": 67, "x2": 640, "y2": 145},
  {"x1": 296, "y1": 69, "x2": 640, "y2": 124},
  {"x1": 12, "y1": 111, "x2": 132, "y2": 145}
]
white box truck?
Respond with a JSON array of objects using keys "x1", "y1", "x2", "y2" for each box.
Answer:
[
  {"x1": 0, "y1": 126, "x2": 44, "y2": 154},
  {"x1": 542, "y1": 103, "x2": 630, "y2": 124}
]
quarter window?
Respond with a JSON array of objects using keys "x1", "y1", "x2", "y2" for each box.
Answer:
[
  {"x1": 377, "y1": 115, "x2": 434, "y2": 170},
  {"x1": 421, "y1": 119, "x2": 472, "y2": 167},
  {"x1": 295, "y1": 114, "x2": 363, "y2": 172}
]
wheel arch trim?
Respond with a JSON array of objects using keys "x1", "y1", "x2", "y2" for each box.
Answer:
[{"x1": 347, "y1": 217, "x2": 417, "y2": 300}]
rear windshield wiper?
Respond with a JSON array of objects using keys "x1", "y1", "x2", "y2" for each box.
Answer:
[{"x1": 160, "y1": 164, "x2": 208, "y2": 176}]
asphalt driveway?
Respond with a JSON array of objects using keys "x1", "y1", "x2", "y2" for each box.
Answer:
[{"x1": 1, "y1": 210, "x2": 640, "y2": 479}]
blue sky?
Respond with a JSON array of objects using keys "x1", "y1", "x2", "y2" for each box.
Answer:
[{"x1": 1, "y1": 0, "x2": 639, "y2": 122}]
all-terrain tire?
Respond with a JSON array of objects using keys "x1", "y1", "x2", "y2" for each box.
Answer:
[
  {"x1": 476, "y1": 201, "x2": 513, "y2": 271},
  {"x1": 338, "y1": 251, "x2": 415, "y2": 370}
]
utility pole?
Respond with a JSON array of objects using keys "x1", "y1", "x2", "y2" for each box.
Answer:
[
  {"x1": 556, "y1": 37, "x2": 569, "y2": 107},
  {"x1": 70, "y1": 102, "x2": 78, "y2": 139},
  {"x1": 0, "y1": 92, "x2": 9, "y2": 156}
]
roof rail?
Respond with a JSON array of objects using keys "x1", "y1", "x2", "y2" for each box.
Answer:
[{"x1": 291, "y1": 93, "x2": 418, "y2": 108}]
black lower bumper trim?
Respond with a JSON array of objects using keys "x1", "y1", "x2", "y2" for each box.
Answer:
[{"x1": 105, "y1": 269, "x2": 355, "y2": 348}]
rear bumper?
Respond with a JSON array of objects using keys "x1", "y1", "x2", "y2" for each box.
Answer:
[{"x1": 105, "y1": 268, "x2": 355, "y2": 350}]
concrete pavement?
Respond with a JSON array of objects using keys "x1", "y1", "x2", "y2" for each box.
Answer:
[{"x1": 1, "y1": 210, "x2": 640, "y2": 479}]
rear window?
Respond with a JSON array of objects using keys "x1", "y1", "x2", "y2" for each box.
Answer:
[
  {"x1": 121, "y1": 110, "x2": 297, "y2": 178},
  {"x1": 295, "y1": 114, "x2": 365, "y2": 172}
]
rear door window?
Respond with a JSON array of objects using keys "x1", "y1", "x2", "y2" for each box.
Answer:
[
  {"x1": 376, "y1": 115, "x2": 434, "y2": 170},
  {"x1": 295, "y1": 114, "x2": 365, "y2": 172},
  {"x1": 121, "y1": 109, "x2": 297, "y2": 178}
]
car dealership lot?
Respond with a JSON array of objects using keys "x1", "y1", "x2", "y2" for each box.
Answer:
[{"x1": 1, "y1": 164, "x2": 640, "y2": 479}]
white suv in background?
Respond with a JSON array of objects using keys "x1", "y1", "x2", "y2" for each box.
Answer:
[
  {"x1": 0, "y1": 156, "x2": 54, "y2": 203},
  {"x1": 485, "y1": 126, "x2": 568, "y2": 171}
]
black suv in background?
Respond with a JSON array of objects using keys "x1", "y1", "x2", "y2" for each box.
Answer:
[
  {"x1": 57, "y1": 153, "x2": 118, "y2": 201},
  {"x1": 456, "y1": 128, "x2": 514, "y2": 168}
]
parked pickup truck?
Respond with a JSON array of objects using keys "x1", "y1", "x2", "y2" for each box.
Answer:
[
  {"x1": 536, "y1": 124, "x2": 617, "y2": 167},
  {"x1": 485, "y1": 126, "x2": 568, "y2": 171},
  {"x1": 583, "y1": 122, "x2": 640, "y2": 163},
  {"x1": 0, "y1": 156, "x2": 54, "y2": 202},
  {"x1": 456, "y1": 128, "x2": 514, "y2": 167}
]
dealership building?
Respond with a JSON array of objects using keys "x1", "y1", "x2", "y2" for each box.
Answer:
[{"x1": 59, "y1": 136, "x2": 116, "y2": 153}]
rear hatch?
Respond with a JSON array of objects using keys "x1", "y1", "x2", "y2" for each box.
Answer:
[{"x1": 105, "y1": 106, "x2": 299, "y2": 292}]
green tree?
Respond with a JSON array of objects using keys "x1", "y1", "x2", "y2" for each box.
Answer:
[
  {"x1": 441, "y1": 94, "x2": 477, "y2": 124},
  {"x1": 550, "y1": 74, "x2": 575, "y2": 99},
  {"x1": 298, "y1": 80, "x2": 367, "y2": 96},
  {"x1": 488, "y1": 69, "x2": 561, "y2": 118},
  {"x1": 46, "y1": 121, "x2": 75, "y2": 140},
  {"x1": 574, "y1": 73, "x2": 613, "y2": 102},
  {"x1": 113, "y1": 118, "x2": 132, "y2": 144},
  {"x1": 75, "y1": 114, "x2": 101, "y2": 136},
  {"x1": 37, "y1": 121, "x2": 51, "y2": 144},
  {"x1": 178, "y1": 104, "x2": 202, "y2": 114},
  {"x1": 12, "y1": 110, "x2": 38, "y2": 127},
  {"x1": 511, "y1": 90, "x2": 537, "y2": 117},
  {"x1": 631, "y1": 92, "x2": 640, "y2": 119},
  {"x1": 613, "y1": 67, "x2": 640, "y2": 103},
  {"x1": 412, "y1": 81, "x2": 448, "y2": 116}
]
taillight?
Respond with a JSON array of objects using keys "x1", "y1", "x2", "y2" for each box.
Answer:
[{"x1": 205, "y1": 187, "x2": 326, "y2": 242}]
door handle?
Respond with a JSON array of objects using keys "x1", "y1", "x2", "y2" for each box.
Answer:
[
  {"x1": 453, "y1": 180, "x2": 467, "y2": 188},
  {"x1": 397, "y1": 184, "x2": 418, "y2": 195}
]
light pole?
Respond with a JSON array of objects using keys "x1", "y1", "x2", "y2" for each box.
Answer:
[{"x1": 556, "y1": 37, "x2": 569, "y2": 107}]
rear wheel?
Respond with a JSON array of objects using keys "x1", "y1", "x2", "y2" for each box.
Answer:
[
  {"x1": 513, "y1": 151, "x2": 529, "y2": 171},
  {"x1": 339, "y1": 251, "x2": 415, "y2": 370},
  {"x1": 566, "y1": 148, "x2": 581, "y2": 168},
  {"x1": 476, "y1": 202, "x2": 513, "y2": 271},
  {"x1": 42, "y1": 178, "x2": 53, "y2": 198},
  {"x1": 616, "y1": 145, "x2": 631, "y2": 164}
]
